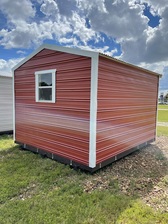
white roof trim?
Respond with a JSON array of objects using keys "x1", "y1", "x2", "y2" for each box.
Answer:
[
  {"x1": 12, "y1": 44, "x2": 98, "y2": 71},
  {"x1": 12, "y1": 43, "x2": 161, "y2": 78}
]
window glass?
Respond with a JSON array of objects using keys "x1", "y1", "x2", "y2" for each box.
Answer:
[
  {"x1": 39, "y1": 73, "x2": 52, "y2": 86},
  {"x1": 39, "y1": 88, "x2": 52, "y2": 101},
  {"x1": 35, "y1": 69, "x2": 56, "y2": 103}
]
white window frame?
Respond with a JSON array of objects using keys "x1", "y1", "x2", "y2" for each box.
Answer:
[{"x1": 35, "y1": 69, "x2": 56, "y2": 103}]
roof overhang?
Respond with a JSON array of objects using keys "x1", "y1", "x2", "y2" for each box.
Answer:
[
  {"x1": 12, "y1": 43, "x2": 162, "y2": 78},
  {"x1": 12, "y1": 44, "x2": 99, "y2": 71}
]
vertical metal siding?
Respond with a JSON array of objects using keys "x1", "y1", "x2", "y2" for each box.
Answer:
[
  {"x1": 96, "y1": 56, "x2": 159, "y2": 164},
  {"x1": 15, "y1": 49, "x2": 91, "y2": 165},
  {"x1": 0, "y1": 76, "x2": 13, "y2": 132}
]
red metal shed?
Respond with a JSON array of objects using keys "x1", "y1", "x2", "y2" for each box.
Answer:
[{"x1": 12, "y1": 44, "x2": 160, "y2": 172}]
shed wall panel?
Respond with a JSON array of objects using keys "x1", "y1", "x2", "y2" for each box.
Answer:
[
  {"x1": 0, "y1": 76, "x2": 13, "y2": 132},
  {"x1": 14, "y1": 49, "x2": 91, "y2": 165},
  {"x1": 96, "y1": 56, "x2": 158, "y2": 164}
]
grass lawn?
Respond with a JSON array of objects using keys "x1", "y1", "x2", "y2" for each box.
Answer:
[
  {"x1": 158, "y1": 104, "x2": 168, "y2": 110},
  {"x1": 158, "y1": 110, "x2": 168, "y2": 122},
  {"x1": 157, "y1": 126, "x2": 168, "y2": 136},
  {"x1": 0, "y1": 135, "x2": 168, "y2": 223},
  {"x1": 157, "y1": 104, "x2": 168, "y2": 136}
]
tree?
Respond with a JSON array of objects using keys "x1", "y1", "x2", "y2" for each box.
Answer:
[{"x1": 164, "y1": 93, "x2": 168, "y2": 102}]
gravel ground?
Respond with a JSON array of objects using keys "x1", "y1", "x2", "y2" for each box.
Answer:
[
  {"x1": 84, "y1": 136, "x2": 168, "y2": 212},
  {"x1": 142, "y1": 136, "x2": 168, "y2": 212},
  {"x1": 156, "y1": 135, "x2": 168, "y2": 158}
]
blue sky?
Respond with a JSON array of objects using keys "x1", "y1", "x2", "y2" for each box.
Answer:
[{"x1": 0, "y1": 0, "x2": 167, "y2": 92}]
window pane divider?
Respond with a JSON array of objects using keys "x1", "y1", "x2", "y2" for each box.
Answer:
[{"x1": 38, "y1": 86, "x2": 52, "y2": 89}]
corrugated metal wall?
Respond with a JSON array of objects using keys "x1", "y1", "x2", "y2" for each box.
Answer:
[
  {"x1": 96, "y1": 56, "x2": 158, "y2": 164},
  {"x1": 15, "y1": 49, "x2": 91, "y2": 165},
  {"x1": 0, "y1": 76, "x2": 13, "y2": 132}
]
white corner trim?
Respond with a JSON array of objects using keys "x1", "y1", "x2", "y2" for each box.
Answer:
[
  {"x1": 155, "y1": 77, "x2": 160, "y2": 139},
  {"x1": 12, "y1": 71, "x2": 15, "y2": 141},
  {"x1": 89, "y1": 54, "x2": 99, "y2": 168}
]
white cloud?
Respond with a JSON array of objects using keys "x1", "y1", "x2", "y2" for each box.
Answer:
[
  {"x1": 40, "y1": 0, "x2": 59, "y2": 17},
  {"x1": 144, "y1": 6, "x2": 168, "y2": 63},
  {"x1": 16, "y1": 50, "x2": 26, "y2": 55},
  {"x1": 78, "y1": 0, "x2": 148, "y2": 41},
  {"x1": 51, "y1": 20, "x2": 72, "y2": 38},
  {"x1": 0, "y1": 0, "x2": 95, "y2": 49},
  {"x1": 138, "y1": 61, "x2": 166, "y2": 74},
  {"x1": 59, "y1": 37, "x2": 80, "y2": 46},
  {"x1": 77, "y1": 0, "x2": 107, "y2": 13},
  {"x1": 119, "y1": 0, "x2": 168, "y2": 68},
  {"x1": 0, "y1": 0, "x2": 167, "y2": 65},
  {"x1": 0, "y1": 21, "x2": 53, "y2": 48},
  {"x1": 56, "y1": 0, "x2": 78, "y2": 17},
  {"x1": 0, "y1": 0, "x2": 35, "y2": 23},
  {"x1": 0, "y1": 58, "x2": 23, "y2": 76},
  {"x1": 71, "y1": 12, "x2": 96, "y2": 45},
  {"x1": 141, "y1": 0, "x2": 167, "y2": 13}
]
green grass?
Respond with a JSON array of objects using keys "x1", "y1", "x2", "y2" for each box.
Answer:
[
  {"x1": 117, "y1": 200, "x2": 168, "y2": 224},
  {"x1": 0, "y1": 135, "x2": 168, "y2": 224},
  {"x1": 157, "y1": 105, "x2": 168, "y2": 135},
  {"x1": 158, "y1": 110, "x2": 168, "y2": 122},
  {"x1": 157, "y1": 126, "x2": 168, "y2": 136},
  {"x1": 158, "y1": 105, "x2": 168, "y2": 109},
  {"x1": 0, "y1": 134, "x2": 17, "y2": 151}
]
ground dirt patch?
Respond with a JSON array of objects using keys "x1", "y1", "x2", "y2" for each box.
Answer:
[{"x1": 84, "y1": 136, "x2": 168, "y2": 212}]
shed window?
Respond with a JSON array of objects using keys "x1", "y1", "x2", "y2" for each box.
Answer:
[{"x1": 35, "y1": 69, "x2": 56, "y2": 103}]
